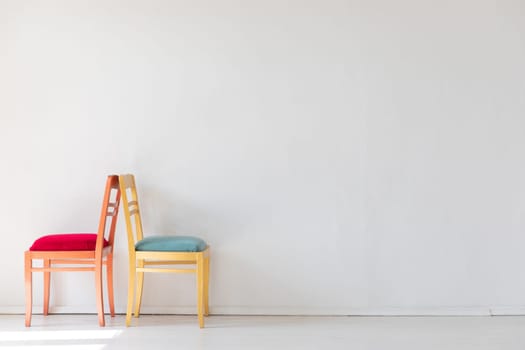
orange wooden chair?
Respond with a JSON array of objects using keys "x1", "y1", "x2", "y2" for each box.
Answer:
[
  {"x1": 119, "y1": 174, "x2": 210, "y2": 328},
  {"x1": 24, "y1": 175, "x2": 121, "y2": 327}
]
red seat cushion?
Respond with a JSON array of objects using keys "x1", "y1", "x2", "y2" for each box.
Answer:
[{"x1": 29, "y1": 234, "x2": 109, "y2": 251}]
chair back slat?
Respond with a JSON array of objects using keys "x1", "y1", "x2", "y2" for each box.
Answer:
[
  {"x1": 96, "y1": 175, "x2": 121, "y2": 254},
  {"x1": 119, "y1": 174, "x2": 145, "y2": 250}
]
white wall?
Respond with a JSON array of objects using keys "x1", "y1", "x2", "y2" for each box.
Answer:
[{"x1": 1, "y1": 0, "x2": 525, "y2": 315}]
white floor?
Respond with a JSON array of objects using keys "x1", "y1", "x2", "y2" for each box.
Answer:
[{"x1": 1, "y1": 314, "x2": 525, "y2": 349}]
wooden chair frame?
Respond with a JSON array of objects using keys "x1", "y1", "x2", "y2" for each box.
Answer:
[
  {"x1": 24, "y1": 175, "x2": 121, "y2": 327},
  {"x1": 119, "y1": 174, "x2": 210, "y2": 328}
]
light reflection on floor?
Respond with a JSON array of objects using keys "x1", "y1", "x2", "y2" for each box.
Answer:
[
  {"x1": 0, "y1": 329, "x2": 121, "y2": 350},
  {"x1": 0, "y1": 346, "x2": 106, "y2": 350},
  {"x1": 1, "y1": 330, "x2": 122, "y2": 341}
]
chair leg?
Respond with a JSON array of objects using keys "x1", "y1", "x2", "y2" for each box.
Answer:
[
  {"x1": 24, "y1": 252, "x2": 32, "y2": 327},
  {"x1": 196, "y1": 253, "x2": 205, "y2": 328},
  {"x1": 95, "y1": 260, "x2": 105, "y2": 327},
  {"x1": 126, "y1": 258, "x2": 136, "y2": 327},
  {"x1": 204, "y1": 255, "x2": 210, "y2": 316},
  {"x1": 43, "y1": 259, "x2": 50, "y2": 316},
  {"x1": 134, "y1": 259, "x2": 145, "y2": 318},
  {"x1": 106, "y1": 255, "x2": 115, "y2": 317}
]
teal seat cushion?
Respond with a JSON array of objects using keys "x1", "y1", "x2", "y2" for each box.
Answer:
[{"x1": 135, "y1": 235, "x2": 207, "y2": 252}]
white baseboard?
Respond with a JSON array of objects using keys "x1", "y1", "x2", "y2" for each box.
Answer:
[
  {"x1": 489, "y1": 307, "x2": 525, "y2": 316},
  {"x1": 2, "y1": 305, "x2": 524, "y2": 316},
  {"x1": 209, "y1": 306, "x2": 493, "y2": 316}
]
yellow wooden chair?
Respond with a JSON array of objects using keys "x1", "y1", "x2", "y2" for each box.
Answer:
[
  {"x1": 119, "y1": 174, "x2": 210, "y2": 328},
  {"x1": 24, "y1": 175, "x2": 121, "y2": 327}
]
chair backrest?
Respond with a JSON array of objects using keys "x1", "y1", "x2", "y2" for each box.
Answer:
[
  {"x1": 95, "y1": 175, "x2": 121, "y2": 256},
  {"x1": 119, "y1": 174, "x2": 144, "y2": 252}
]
